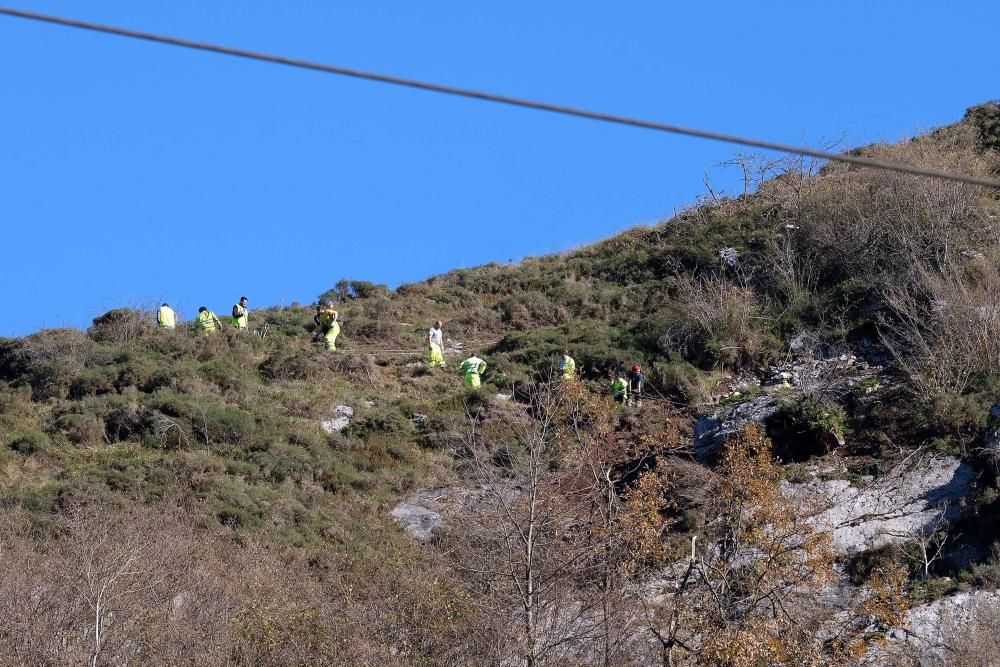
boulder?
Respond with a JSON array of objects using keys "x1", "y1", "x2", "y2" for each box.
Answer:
[
  {"x1": 321, "y1": 405, "x2": 354, "y2": 433},
  {"x1": 390, "y1": 489, "x2": 447, "y2": 542},
  {"x1": 391, "y1": 483, "x2": 521, "y2": 542}
]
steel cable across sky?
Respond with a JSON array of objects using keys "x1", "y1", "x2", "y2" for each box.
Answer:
[{"x1": 2, "y1": 5, "x2": 999, "y2": 189}]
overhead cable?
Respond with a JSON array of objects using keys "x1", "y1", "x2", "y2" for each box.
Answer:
[{"x1": 2, "y1": 6, "x2": 998, "y2": 189}]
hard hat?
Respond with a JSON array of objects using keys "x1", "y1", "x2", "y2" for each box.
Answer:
[{"x1": 632, "y1": 364, "x2": 641, "y2": 372}]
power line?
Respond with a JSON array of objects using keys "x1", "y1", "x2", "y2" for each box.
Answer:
[{"x1": 2, "y1": 5, "x2": 999, "y2": 190}]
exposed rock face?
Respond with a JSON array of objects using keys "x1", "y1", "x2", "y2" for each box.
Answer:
[
  {"x1": 877, "y1": 591, "x2": 1000, "y2": 664},
  {"x1": 765, "y1": 346, "x2": 885, "y2": 395},
  {"x1": 391, "y1": 484, "x2": 518, "y2": 542},
  {"x1": 694, "y1": 395, "x2": 780, "y2": 457},
  {"x1": 783, "y1": 455, "x2": 973, "y2": 555},
  {"x1": 321, "y1": 405, "x2": 354, "y2": 433},
  {"x1": 390, "y1": 488, "x2": 448, "y2": 542}
]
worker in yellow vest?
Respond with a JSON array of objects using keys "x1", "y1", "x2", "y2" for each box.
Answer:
[
  {"x1": 195, "y1": 307, "x2": 222, "y2": 334},
  {"x1": 559, "y1": 350, "x2": 576, "y2": 380},
  {"x1": 318, "y1": 304, "x2": 340, "y2": 351},
  {"x1": 611, "y1": 375, "x2": 628, "y2": 404},
  {"x1": 157, "y1": 303, "x2": 176, "y2": 330},
  {"x1": 232, "y1": 296, "x2": 249, "y2": 329},
  {"x1": 460, "y1": 355, "x2": 487, "y2": 389}
]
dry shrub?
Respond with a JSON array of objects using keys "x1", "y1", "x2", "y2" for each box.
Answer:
[
  {"x1": 647, "y1": 426, "x2": 907, "y2": 666},
  {"x1": 0, "y1": 501, "x2": 491, "y2": 666},
  {"x1": 669, "y1": 274, "x2": 773, "y2": 369},
  {"x1": 329, "y1": 351, "x2": 382, "y2": 387},
  {"x1": 88, "y1": 307, "x2": 153, "y2": 348},
  {"x1": 15, "y1": 328, "x2": 92, "y2": 398},
  {"x1": 0, "y1": 502, "x2": 192, "y2": 666},
  {"x1": 797, "y1": 141, "x2": 995, "y2": 289},
  {"x1": 18, "y1": 328, "x2": 91, "y2": 368},
  {"x1": 881, "y1": 259, "x2": 1000, "y2": 395}
]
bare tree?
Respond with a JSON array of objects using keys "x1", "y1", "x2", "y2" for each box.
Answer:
[
  {"x1": 887, "y1": 502, "x2": 952, "y2": 581},
  {"x1": 52, "y1": 503, "x2": 189, "y2": 667}
]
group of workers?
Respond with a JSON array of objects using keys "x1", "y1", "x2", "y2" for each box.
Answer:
[
  {"x1": 562, "y1": 350, "x2": 644, "y2": 406},
  {"x1": 155, "y1": 302, "x2": 642, "y2": 403},
  {"x1": 434, "y1": 321, "x2": 643, "y2": 402},
  {"x1": 428, "y1": 321, "x2": 488, "y2": 389},
  {"x1": 156, "y1": 297, "x2": 249, "y2": 335},
  {"x1": 613, "y1": 365, "x2": 645, "y2": 407}
]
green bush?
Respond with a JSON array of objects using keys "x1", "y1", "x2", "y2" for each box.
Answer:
[
  {"x1": 346, "y1": 406, "x2": 415, "y2": 440},
  {"x1": 70, "y1": 366, "x2": 117, "y2": 398},
  {"x1": 103, "y1": 395, "x2": 148, "y2": 443},
  {"x1": 959, "y1": 544, "x2": 1000, "y2": 588},
  {"x1": 8, "y1": 429, "x2": 49, "y2": 455},
  {"x1": 653, "y1": 360, "x2": 710, "y2": 403},
  {"x1": 319, "y1": 279, "x2": 390, "y2": 303},
  {"x1": 965, "y1": 101, "x2": 1000, "y2": 152},
  {"x1": 196, "y1": 405, "x2": 256, "y2": 449},
  {"x1": 259, "y1": 350, "x2": 329, "y2": 382},
  {"x1": 115, "y1": 353, "x2": 163, "y2": 392},
  {"x1": 200, "y1": 358, "x2": 255, "y2": 394},
  {"x1": 782, "y1": 397, "x2": 849, "y2": 436},
  {"x1": 52, "y1": 413, "x2": 106, "y2": 445}
]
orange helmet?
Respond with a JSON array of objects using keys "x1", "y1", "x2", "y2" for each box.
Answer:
[{"x1": 632, "y1": 364, "x2": 641, "y2": 372}]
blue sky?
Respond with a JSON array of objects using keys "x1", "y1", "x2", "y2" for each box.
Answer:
[{"x1": 2, "y1": 1, "x2": 997, "y2": 336}]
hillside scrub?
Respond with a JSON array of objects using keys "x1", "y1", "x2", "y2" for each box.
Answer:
[{"x1": 0, "y1": 104, "x2": 997, "y2": 663}]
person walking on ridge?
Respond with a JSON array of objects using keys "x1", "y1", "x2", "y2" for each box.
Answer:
[
  {"x1": 428, "y1": 320, "x2": 446, "y2": 367},
  {"x1": 232, "y1": 296, "x2": 249, "y2": 330},
  {"x1": 460, "y1": 354, "x2": 487, "y2": 389},
  {"x1": 559, "y1": 350, "x2": 576, "y2": 380},
  {"x1": 157, "y1": 303, "x2": 177, "y2": 330},
  {"x1": 195, "y1": 306, "x2": 222, "y2": 334}
]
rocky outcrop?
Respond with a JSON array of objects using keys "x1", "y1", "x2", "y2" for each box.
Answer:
[
  {"x1": 321, "y1": 405, "x2": 354, "y2": 433},
  {"x1": 390, "y1": 488, "x2": 448, "y2": 542},
  {"x1": 391, "y1": 484, "x2": 519, "y2": 542},
  {"x1": 783, "y1": 455, "x2": 973, "y2": 556},
  {"x1": 694, "y1": 394, "x2": 780, "y2": 457},
  {"x1": 878, "y1": 590, "x2": 1000, "y2": 664},
  {"x1": 695, "y1": 339, "x2": 893, "y2": 461},
  {"x1": 764, "y1": 332, "x2": 890, "y2": 400}
]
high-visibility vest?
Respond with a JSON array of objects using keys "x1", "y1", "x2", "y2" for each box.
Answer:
[
  {"x1": 560, "y1": 355, "x2": 576, "y2": 378},
  {"x1": 319, "y1": 310, "x2": 337, "y2": 329},
  {"x1": 461, "y1": 357, "x2": 486, "y2": 377},
  {"x1": 612, "y1": 378, "x2": 628, "y2": 398},
  {"x1": 158, "y1": 306, "x2": 176, "y2": 328},
  {"x1": 232, "y1": 304, "x2": 248, "y2": 329},
  {"x1": 197, "y1": 310, "x2": 220, "y2": 332}
]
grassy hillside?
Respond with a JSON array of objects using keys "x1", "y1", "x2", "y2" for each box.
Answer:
[{"x1": 0, "y1": 101, "x2": 998, "y2": 665}]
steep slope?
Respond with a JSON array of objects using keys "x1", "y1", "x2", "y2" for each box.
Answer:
[{"x1": 0, "y1": 102, "x2": 998, "y2": 665}]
